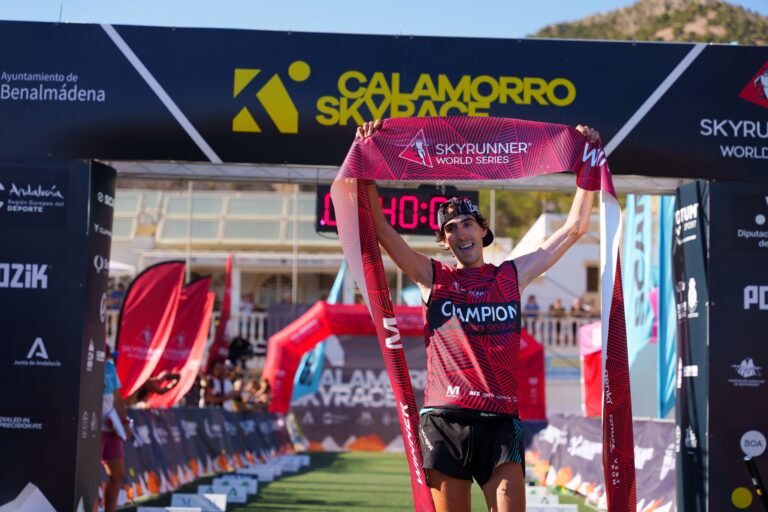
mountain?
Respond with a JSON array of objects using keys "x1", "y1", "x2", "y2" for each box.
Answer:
[{"x1": 531, "y1": 0, "x2": 768, "y2": 45}]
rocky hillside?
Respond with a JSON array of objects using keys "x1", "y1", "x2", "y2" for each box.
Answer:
[{"x1": 532, "y1": 0, "x2": 768, "y2": 45}]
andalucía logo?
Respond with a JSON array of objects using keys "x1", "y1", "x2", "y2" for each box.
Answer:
[
  {"x1": 399, "y1": 129, "x2": 433, "y2": 168},
  {"x1": 739, "y1": 61, "x2": 768, "y2": 110}
]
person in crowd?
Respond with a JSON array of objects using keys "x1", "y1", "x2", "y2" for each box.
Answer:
[
  {"x1": 549, "y1": 297, "x2": 566, "y2": 344},
  {"x1": 199, "y1": 359, "x2": 240, "y2": 408},
  {"x1": 357, "y1": 119, "x2": 598, "y2": 512},
  {"x1": 523, "y1": 294, "x2": 541, "y2": 335},
  {"x1": 569, "y1": 297, "x2": 589, "y2": 343},
  {"x1": 101, "y1": 351, "x2": 132, "y2": 512},
  {"x1": 239, "y1": 292, "x2": 255, "y2": 336},
  {"x1": 238, "y1": 376, "x2": 272, "y2": 412}
]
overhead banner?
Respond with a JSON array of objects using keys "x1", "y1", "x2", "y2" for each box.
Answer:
[
  {"x1": 0, "y1": 160, "x2": 115, "y2": 512},
  {"x1": 115, "y1": 260, "x2": 185, "y2": 399},
  {"x1": 146, "y1": 277, "x2": 215, "y2": 408},
  {"x1": 0, "y1": 21, "x2": 766, "y2": 181}
]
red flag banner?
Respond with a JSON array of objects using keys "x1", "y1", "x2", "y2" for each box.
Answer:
[
  {"x1": 116, "y1": 261, "x2": 185, "y2": 399},
  {"x1": 146, "y1": 277, "x2": 215, "y2": 408},
  {"x1": 330, "y1": 117, "x2": 635, "y2": 512},
  {"x1": 206, "y1": 253, "x2": 232, "y2": 371}
]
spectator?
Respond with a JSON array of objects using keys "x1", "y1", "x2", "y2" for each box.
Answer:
[
  {"x1": 523, "y1": 295, "x2": 540, "y2": 335},
  {"x1": 570, "y1": 298, "x2": 589, "y2": 343},
  {"x1": 101, "y1": 352, "x2": 132, "y2": 512},
  {"x1": 107, "y1": 283, "x2": 126, "y2": 310},
  {"x1": 549, "y1": 298, "x2": 566, "y2": 343},
  {"x1": 199, "y1": 359, "x2": 239, "y2": 408},
  {"x1": 239, "y1": 293, "x2": 254, "y2": 337},
  {"x1": 222, "y1": 361, "x2": 239, "y2": 412}
]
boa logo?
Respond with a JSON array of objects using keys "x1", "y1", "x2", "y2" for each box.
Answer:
[{"x1": 232, "y1": 61, "x2": 311, "y2": 134}]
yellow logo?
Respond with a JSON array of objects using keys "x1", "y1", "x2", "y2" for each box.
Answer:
[{"x1": 232, "y1": 61, "x2": 311, "y2": 134}]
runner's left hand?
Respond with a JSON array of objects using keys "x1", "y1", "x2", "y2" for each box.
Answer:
[{"x1": 576, "y1": 124, "x2": 601, "y2": 145}]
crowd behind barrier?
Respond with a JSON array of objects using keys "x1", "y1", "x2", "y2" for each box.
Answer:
[
  {"x1": 526, "y1": 414, "x2": 675, "y2": 510},
  {"x1": 104, "y1": 408, "x2": 298, "y2": 507}
]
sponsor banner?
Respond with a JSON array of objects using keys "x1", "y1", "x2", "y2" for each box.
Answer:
[
  {"x1": 206, "y1": 254, "x2": 232, "y2": 371},
  {"x1": 0, "y1": 160, "x2": 111, "y2": 512},
  {"x1": 623, "y1": 195, "x2": 655, "y2": 367},
  {"x1": 75, "y1": 161, "x2": 116, "y2": 510},
  {"x1": 528, "y1": 415, "x2": 675, "y2": 510},
  {"x1": 672, "y1": 181, "x2": 709, "y2": 511},
  {"x1": 115, "y1": 261, "x2": 185, "y2": 398},
  {"x1": 291, "y1": 330, "x2": 544, "y2": 451},
  {"x1": 657, "y1": 196, "x2": 676, "y2": 418},
  {"x1": 0, "y1": 21, "x2": 765, "y2": 181},
  {"x1": 117, "y1": 408, "x2": 292, "y2": 506},
  {"x1": 146, "y1": 277, "x2": 215, "y2": 408},
  {"x1": 291, "y1": 334, "x2": 427, "y2": 452},
  {"x1": 708, "y1": 181, "x2": 768, "y2": 510}
]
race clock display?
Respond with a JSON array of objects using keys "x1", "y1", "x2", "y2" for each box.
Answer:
[{"x1": 315, "y1": 185, "x2": 479, "y2": 236}]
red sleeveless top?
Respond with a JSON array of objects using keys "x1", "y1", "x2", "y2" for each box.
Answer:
[{"x1": 424, "y1": 259, "x2": 522, "y2": 415}]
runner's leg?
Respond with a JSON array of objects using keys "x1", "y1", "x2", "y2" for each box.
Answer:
[
  {"x1": 480, "y1": 461, "x2": 524, "y2": 512},
  {"x1": 103, "y1": 458, "x2": 125, "y2": 512},
  {"x1": 427, "y1": 468, "x2": 472, "y2": 512}
]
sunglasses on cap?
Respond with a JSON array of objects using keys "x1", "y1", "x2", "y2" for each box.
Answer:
[{"x1": 436, "y1": 197, "x2": 495, "y2": 247}]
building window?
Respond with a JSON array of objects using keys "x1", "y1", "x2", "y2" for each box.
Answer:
[{"x1": 586, "y1": 265, "x2": 599, "y2": 293}]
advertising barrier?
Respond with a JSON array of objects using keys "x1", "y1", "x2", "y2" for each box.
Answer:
[
  {"x1": 528, "y1": 414, "x2": 675, "y2": 510},
  {"x1": 0, "y1": 160, "x2": 115, "y2": 512},
  {"x1": 115, "y1": 408, "x2": 292, "y2": 506}
]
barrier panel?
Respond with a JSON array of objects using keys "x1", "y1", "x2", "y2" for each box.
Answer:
[
  {"x1": 527, "y1": 414, "x2": 675, "y2": 510},
  {"x1": 112, "y1": 408, "x2": 294, "y2": 506}
]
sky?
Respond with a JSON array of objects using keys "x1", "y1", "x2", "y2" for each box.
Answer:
[{"x1": 1, "y1": 0, "x2": 766, "y2": 39}]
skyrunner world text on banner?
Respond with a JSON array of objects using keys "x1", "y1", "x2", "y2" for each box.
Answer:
[{"x1": 330, "y1": 116, "x2": 636, "y2": 511}]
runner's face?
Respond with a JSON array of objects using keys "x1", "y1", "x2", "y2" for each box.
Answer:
[{"x1": 443, "y1": 215, "x2": 486, "y2": 268}]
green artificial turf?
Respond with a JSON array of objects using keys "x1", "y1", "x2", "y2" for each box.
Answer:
[{"x1": 126, "y1": 452, "x2": 592, "y2": 511}]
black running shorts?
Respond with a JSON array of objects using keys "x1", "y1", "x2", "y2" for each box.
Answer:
[{"x1": 418, "y1": 410, "x2": 524, "y2": 487}]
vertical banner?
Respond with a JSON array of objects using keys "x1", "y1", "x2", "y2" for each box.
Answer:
[
  {"x1": 623, "y1": 194, "x2": 657, "y2": 417},
  {"x1": 115, "y1": 261, "x2": 185, "y2": 398},
  {"x1": 74, "y1": 162, "x2": 116, "y2": 511},
  {"x1": 207, "y1": 253, "x2": 232, "y2": 370},
  {"x1": 672, "y1": 181, "x2": 709, "y2": 512},
  {"x1": 707, "y1": 182, "x2": 768, "y2": 510},
  {"x1": 658, "y1": 196, "x2": 677, "y2": 418},
  {"x1": 146, "y1": 277, "x2": 215, "y2": 408},
  {"x1": 0, "y1": 160, "x2": 114, "y2": 512}
]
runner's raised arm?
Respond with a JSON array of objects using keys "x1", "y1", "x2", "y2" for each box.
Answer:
[
  {"x1": 513, "y1": 125, "x2": 598, "y2": 290},
  {"x1": 359, "y1": 120, "x2": 433, "y2": 288}
]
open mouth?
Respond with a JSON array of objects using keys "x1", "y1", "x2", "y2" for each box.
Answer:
[{"x1": 458, "y1": 242, "x2": 474, "y2": 251}]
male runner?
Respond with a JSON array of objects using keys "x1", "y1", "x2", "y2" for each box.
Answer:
[{"x1": 357, "y1": 119, "x2": 598, "y2": 512}]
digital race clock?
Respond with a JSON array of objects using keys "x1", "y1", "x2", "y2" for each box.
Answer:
[{"x1": 315, "y1": 185, "x2": 480, "y2": 236}]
